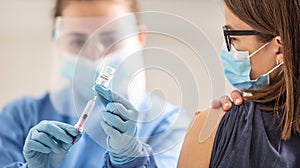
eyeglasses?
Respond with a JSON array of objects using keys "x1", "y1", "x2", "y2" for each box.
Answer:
[{"x1": 223, "y1": 26, "x2": 263, "y2": 51}]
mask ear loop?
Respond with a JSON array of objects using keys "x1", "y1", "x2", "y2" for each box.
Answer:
[
  {"x1": 249, "y1": 42, "x2": 271, "y2": 58},
  {"x1": 276, "y1": 59, "x2": 280, "y2": 65},
  {"x1": 242, "y1": 59, "x2": 284, "y2": 99},
  {"x1": 264, "y1": 61, "x2": 284, "y2": 77}
]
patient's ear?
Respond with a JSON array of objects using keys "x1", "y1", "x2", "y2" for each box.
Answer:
[{"x1": 274, "y1": 36, "x2": 284, "y2": 63}]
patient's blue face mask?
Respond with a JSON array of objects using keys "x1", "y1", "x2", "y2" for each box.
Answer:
[{"x1": 220, "y1": 43, "x2": 284, "y2": 90}]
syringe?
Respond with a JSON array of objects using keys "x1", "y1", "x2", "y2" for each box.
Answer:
[
  {"x1": 71, "y1": 96, "x2": 96, "y2": 144},
  {"x1": 72, "y1": 65, "x2": 115, "y2": 144},
  {"x1": 74, "y1": 96, "x2": 97, "y2": 132}
]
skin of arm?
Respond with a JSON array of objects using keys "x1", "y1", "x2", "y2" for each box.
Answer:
[{"x1": 177, "y1": 108, "x2": 225, "y2": 168}]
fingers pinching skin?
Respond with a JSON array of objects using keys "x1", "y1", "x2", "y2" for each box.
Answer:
[
  {"x1": 230, "y1": 90, "x2": 243, "y2": 105},
  {"x1": 220, "y1": 96, "x2": 232, "y2": 111}
]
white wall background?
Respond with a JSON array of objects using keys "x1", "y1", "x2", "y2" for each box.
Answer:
[
  {"x1": 0, "y1": 0, "x2": 53, "y2": 105},
  {"x1": 0, "y1": 0, "x2": 233, "y2": 116}
]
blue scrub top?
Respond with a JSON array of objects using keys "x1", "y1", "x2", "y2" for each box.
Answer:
[
  {"x1": 0, "y1": 88, "x2": 188, "y2": 168},
  {"x1": 210, "y1": 101, "x2": 300, "y2": 168}
]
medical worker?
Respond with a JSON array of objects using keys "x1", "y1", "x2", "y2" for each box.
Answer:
[{"x1": 0, "y1": 0, "x2": 188, "y2": 167}]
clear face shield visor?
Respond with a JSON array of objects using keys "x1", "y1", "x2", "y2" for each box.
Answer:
[
  {"x1": 54, "y1": 16, "x2": 140, "y2": 60},
  {"x1": 50, "y1": 14, "x2": 147, "y2": 148},
  {"x1": 50, "y1": 14, "x2": 146, "y2": 118}
]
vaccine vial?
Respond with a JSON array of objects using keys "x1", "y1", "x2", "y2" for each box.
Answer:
[{"x1": 96, "y1": 65, "x2": 116, "y2": 87}]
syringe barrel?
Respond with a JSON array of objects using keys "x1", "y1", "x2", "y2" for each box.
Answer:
[
  {"x1": 74, "y1": 98, "x2": 96, "y2": 132},
  {"x1": 82, "y1": 98, "x2": 96, "y2": 115}
]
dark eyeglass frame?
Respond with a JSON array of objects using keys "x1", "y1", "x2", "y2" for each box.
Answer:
[{"x1": 223, "y1": 25, "x2": 263, "y2": 51}]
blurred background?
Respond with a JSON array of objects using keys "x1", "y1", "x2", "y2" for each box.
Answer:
[{"x1": 0, "y1": 0, "x2": 233, "y2": 117}]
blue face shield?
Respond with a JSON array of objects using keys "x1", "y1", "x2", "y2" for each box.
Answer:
[{"x1": 220, "y1": 43, "x2": 284, "y2": 90}]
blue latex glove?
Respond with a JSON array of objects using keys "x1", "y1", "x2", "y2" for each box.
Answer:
[
  {"x1": 95, "y1": 84, "x2": 142, "y2": 165},
  {"x1": 23, "y1": 121, "x2": 81, "y2": 168}
]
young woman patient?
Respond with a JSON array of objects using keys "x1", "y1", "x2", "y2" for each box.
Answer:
[{"x1": 178, "y1": 0, "x2": 300, "y2": 167}]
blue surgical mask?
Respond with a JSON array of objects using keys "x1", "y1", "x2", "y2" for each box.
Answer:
[
  {"x1": 220, "y1": 43, "x2": 284, "y2": 90},
  {"x1": 60, "y1": 45, "x2": 147, "y2": 107},
  {"x1": 61, "y1": 52, "x2": 98, "y2": 100}
]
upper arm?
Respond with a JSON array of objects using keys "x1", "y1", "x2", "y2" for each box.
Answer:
[{"x1": 177, "y1": 108, "x2": 225, "y2": 168}]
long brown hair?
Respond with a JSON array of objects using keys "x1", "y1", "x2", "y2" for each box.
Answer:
[{"x1": 224, "y1": 0, "x2": 300, "y2": 140}]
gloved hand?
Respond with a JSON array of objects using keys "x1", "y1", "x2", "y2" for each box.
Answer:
[
  {"x1": 95, "y1": 84, "x2": 142, "y2": 165},
  {"x1": 23, "y1": 120, "x2": 81, "y2": 168}
]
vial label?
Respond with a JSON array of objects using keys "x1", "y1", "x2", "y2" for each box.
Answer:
[{"x1": 96, "y1": 65, "x2": 116, "y2": 87}]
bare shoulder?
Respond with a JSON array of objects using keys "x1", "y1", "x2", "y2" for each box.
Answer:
[{"x1": 177, "y1": 108, "x2": 225, "y2": 168}]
